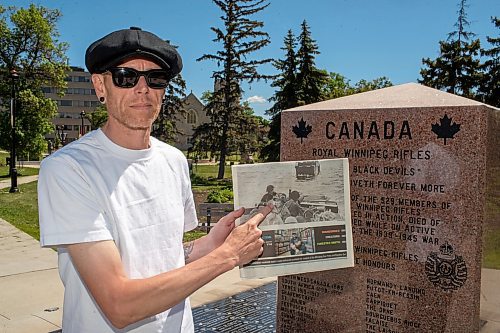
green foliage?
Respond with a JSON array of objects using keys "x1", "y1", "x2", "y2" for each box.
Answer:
[
  {"x1": 197, "y1": 0, "x2": 273, "y2": 179},
  {"x1": 206, "y1": 188, "x2": 233, "y2": 203},
  {"x1": 267, "y1": 29, "x2": 299, "y2": 117},
  {"x1": 296, "y1": 20, "x2": 329, "y2": 106},
  {"x1": 86, "y1": 105, "x2": 108, "y2": 130},
  {"x1": 262, "y1": 22, "x2": 392, "y2": 162},
  {"x1": 0, "y1": 4, "x2": 69, "y2": 159},
  {"x1": 479, "y1": 17, "x2": 500, "y2": 107},
  {"x1": 419, "y1": 0, "x2": 482, "y2": 99}
]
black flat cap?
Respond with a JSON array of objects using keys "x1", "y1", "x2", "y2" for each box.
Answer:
[{"x1": 85, "y1": 27, "x2": 182, "y2": 78}]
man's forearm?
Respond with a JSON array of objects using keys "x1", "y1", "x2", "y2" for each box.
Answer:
[
  {"x1": 69, "y1": 240, "x2": 237, "y2": 329},
  {"x1": 183, "y1": 234, "x2": 218, "y2": 263}
]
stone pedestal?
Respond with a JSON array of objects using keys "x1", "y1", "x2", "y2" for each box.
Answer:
[{"x1": 277, "y1": 83, "x2": 499, "y2": 333}]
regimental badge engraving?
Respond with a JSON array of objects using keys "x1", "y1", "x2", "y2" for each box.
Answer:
[
  {"x1": 431, "y1": 114, "x2": 461, "y2": 145},
  {"x1": 292, "y1": 117, "x2": 312, "y2": 144},
  {"x1": 425, "y1": 241, "x2": 467, "y2": 291}
]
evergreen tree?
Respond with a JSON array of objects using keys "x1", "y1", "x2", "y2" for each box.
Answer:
[
  {"x1": 0, "y1": 4, "x2": 69, "y2": 159},
  {"x1": 152, "y1": 73, "x2": 187, "y2": 144},
  {"x1": 262, "y1": 30, "x2": 299, "y2": 162},
  {"x1": 479, "y1": 17, "x2": 500, "y2": 107},
  {"x1": 296, "y1": 20, "x2": 328, "y2": 105},
  {"x1": 197, "y1": 0, "x2": 272, "y2": 179},
  {"x1": 419, "y1": 0, "x2": 481, "y2": 98},
  {"x1": 267, "y1": 30, "x2": 299, "y2": 117}
]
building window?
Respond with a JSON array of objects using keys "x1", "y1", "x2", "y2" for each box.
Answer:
[
  {"x1": 187, "y1": 109, "x2": 197, "y2": 124},
  {"x1": 60, "y1": 100, "x2": 72, "y2": 106}
]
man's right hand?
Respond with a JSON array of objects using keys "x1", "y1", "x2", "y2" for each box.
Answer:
[{"x1": 219, "y1": 204, "x2": 272, "y2": 267}]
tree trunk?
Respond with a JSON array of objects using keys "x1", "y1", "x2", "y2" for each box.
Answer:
[{"x1": 217, "y1": 123, "x2": 228, "y2": 179}]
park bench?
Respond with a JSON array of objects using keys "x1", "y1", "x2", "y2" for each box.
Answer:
[{"x1": 198, "y1": 203, "x2": 234, "y2": 232}]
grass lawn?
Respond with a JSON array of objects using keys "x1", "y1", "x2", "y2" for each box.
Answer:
[
  {"x1": 483, "y1": 166, "x2": 500, "y2": 269},
  {"x1": 0, "y1": 181, "x2": 40, "y2": 239},
  {"x1": 0, "y1": 179, "x2": 211, "y2": 243},
  {"x1": 191, "y1": 163, "x2": 232, "y2": 179},
  {"x1": 0, "y1": 151, "x2": 40, "y2": 178}
]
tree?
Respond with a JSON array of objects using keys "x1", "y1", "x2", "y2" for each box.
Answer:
[
  {"x1": 262, "y1": 21, "x2": 329, "y2": 162},
  {"x1": 296, "y1": 20, "x2": 328, "y2": 105},
  {"x1": 152, "y1": 73, "x2": 187, "y2": 144},
  {"x1": 479, "y1": 17, "x2": 500, "y2": 107},
  {"x1": 352, "y1": 76, "x2": 393, "y2": 93},
  {"x1": 198, "y1": 0, "x2": 272, "y2": 179},
  {"x1": 419, "y1": 0, "x2": 482, "y2": 98},
  {"x1": 267, "y1": 30, "x2": 299, "y2": 117},
  {"x1": 0, "y1": 4, "x2": 69, "y2": 160},
  {"x1": 191, "y1": 91, "x2": 265, "y2": 163},
  {"x1": 262, "y1": 29, "x2": 299, "y2": 162},
  {"x1": 323, "y1": 72, "x2": 353, "y2": 99},
  {"x1": 86, "y1": 105, "x2": 108, "y2": 130}
]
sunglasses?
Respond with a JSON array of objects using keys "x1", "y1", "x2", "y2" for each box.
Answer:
[{"x1": 105, "y1": 67, "x2": 170, "y2": 89}]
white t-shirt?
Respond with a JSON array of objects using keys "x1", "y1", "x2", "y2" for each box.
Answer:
[{"x1": 38, "y1": 129, "x2": 198, "y2": 333}]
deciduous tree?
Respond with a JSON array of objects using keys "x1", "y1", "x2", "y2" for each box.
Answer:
[{"x1": 0, "y1": 4, "x2": 69, "y2": 159}]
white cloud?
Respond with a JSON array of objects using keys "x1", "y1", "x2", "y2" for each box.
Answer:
[{"x1": 246, "y1": 95, "x2": 267, "y2": 104}]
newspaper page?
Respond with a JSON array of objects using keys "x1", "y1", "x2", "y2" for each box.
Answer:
[{"x1": 232, "y1": 158, "x2": 353, "y2": 279}]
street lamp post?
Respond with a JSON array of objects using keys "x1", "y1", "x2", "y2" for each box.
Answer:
[
  {"x1": 9, "y1": 69, "x2": 19, "y2": 193},
  {"x1": 56, "y1": 125, "x2": 66, "y2": 148},
  {"x1": 80, "y1": 110, "x2": 86, "y2": 137}
]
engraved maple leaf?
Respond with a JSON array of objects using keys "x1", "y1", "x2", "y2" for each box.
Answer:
[
  {"x1": 292, "y1": 117, "x2": 312, "y2": 144},
  {"x1": 431, "y1": 114, "x2": 461, "y2": 145}
]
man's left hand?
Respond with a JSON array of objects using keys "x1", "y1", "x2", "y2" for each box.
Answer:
[{"x1": 207, "y1": 207, "x2": 245, "y2": 250}]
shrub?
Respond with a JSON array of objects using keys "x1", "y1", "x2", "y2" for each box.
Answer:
[{"x1": 206, "y1": 188, "x2": 233, "y2": 203}]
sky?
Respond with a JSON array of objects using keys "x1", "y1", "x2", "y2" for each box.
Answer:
[{"x1": 3, "y1": 0, "x2": 499, "y2": 118}]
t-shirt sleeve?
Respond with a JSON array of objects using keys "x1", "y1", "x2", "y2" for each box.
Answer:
[{"x1": 38, "y1": 156, "x2": 113, "y2": 248}]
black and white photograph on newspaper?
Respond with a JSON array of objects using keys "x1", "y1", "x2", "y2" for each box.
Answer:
[{"x1": 232, "y1": 158, "x2": 354, "y2": 279}]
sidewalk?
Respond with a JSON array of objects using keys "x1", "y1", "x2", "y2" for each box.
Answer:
[
  {"x1": 0, "y1": 175, "x2": 39, "y2": 191},
  {"x1": 0, "y1": 216, "x2": 275, "y2": 333}
]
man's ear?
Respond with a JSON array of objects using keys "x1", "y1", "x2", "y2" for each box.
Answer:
[{"x1": 91, "y1": 74, "x2": 106, "y2": 98}]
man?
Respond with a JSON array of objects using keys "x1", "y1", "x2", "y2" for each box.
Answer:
[
  {"x1": 38, "y1": 27, "x2": 271, "y2": 333},
  {"x1": 289, "y1": 233, "x2": 306, "y2": 255},
  {"x1": 260, "y1": 184, "x2": 276, "y2": 205},
  {"x1": 284, "y1": 190, "x2": 304, "y2": 218}
]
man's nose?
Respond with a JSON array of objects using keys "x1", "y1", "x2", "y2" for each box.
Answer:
[{"x1": 135, "y1": 75, "x2": 149, "y2": 92}]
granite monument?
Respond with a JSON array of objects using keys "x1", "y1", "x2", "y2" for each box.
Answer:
[{"x1": 277, "y1": 83, "x2": 499, "y2": 333}]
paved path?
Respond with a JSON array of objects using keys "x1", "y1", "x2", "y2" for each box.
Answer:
[
  {"x1": 0, "y1": 175, "x2": 39, "y2": 191},
  {"x1": 0, "y1": 214, "x2": 275, "y2": 333}
]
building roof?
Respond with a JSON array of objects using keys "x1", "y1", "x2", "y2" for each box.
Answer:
[{"x1": 285, "y1": 83, "x2": 487, "y2": 112}]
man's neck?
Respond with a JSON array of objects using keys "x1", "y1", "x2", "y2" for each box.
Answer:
[{"x1": 101, "y1": 120, "x2": 151, "y2": 150}]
